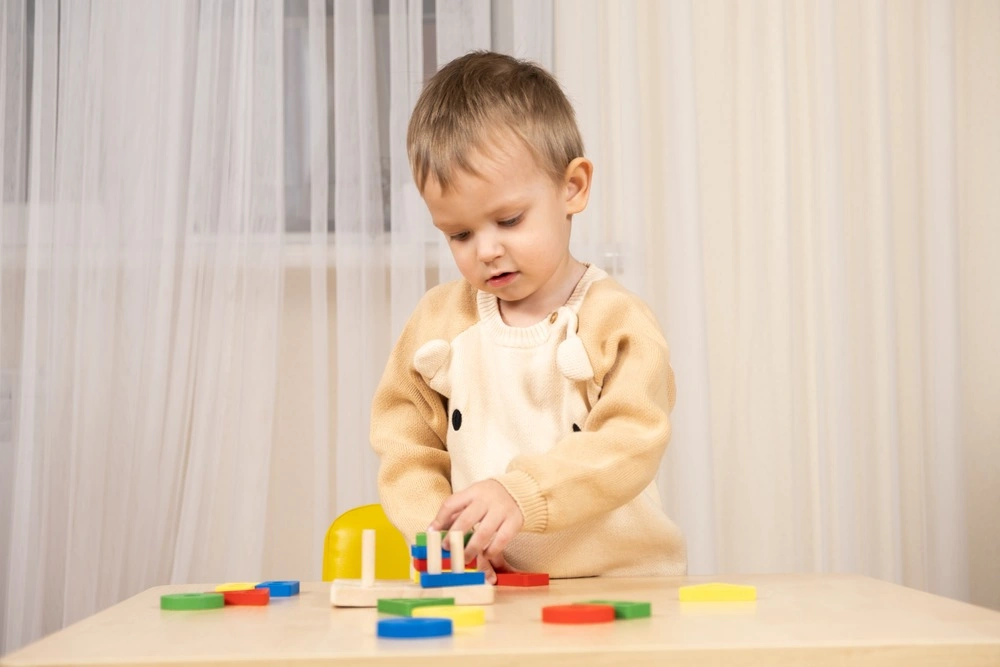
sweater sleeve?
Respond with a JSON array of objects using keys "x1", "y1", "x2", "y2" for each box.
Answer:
[
  {"x1": 370, "y1": 285, "x2": 473, "y2": 542},
  {"x1": 494, "y1": 287, "x2": 676, "y2": 533}
]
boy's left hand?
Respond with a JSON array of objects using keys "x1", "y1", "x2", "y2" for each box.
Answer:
[{"x1": 429, "y1": 479, "x2": 524, "y2": 583}]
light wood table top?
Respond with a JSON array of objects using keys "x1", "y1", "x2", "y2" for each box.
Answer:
[{"x1": 3, "y1": 573, "x2": 1000, "y2": 666}]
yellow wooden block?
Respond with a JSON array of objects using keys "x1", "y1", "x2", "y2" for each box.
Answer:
[
  {"x1": 214, "y1": 582, "x2": 259, "y2": 592},
  {"x1": 412, "y1": 605, "x2": 486, "y2": 626},
  {"x1": 678, "y1": 583, "x2": 757, "y2": 602}
]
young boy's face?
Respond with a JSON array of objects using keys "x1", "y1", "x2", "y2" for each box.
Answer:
[{"x1": 421, "y1": 139, "x2": 589, "y2": 315}]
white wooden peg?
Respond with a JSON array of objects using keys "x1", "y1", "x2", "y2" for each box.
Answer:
[
  {"x1": 361, "y1": 529, "x2": 375, "y2": 587},
  {"x1": 449, "y1": 530, "x2": 464, "y2": 573},
  {"x1": 428, "y1": 530, "x2": 442, "y2": 575}
]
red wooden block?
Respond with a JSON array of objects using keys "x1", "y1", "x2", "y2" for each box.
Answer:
[
  {"x1": 496, "y1": 572, "x2": 549, "y2": 587},
  {"x1": 223, "y1": 588, "x2": 270, "y2": 606},
  {"x1": 542, "y1": 604, "x2": 615, "y2": 624},
  {"x1": 412, "y1": 556, "x2": 477, "y2": 572}
]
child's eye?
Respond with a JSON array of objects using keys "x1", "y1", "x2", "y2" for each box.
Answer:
[
  {"x1": 498, "y1": 215, "x2": 522, "y2": 227},
  {"x1": 449, "y1": 231, "x2": 470, "y2": 241}
]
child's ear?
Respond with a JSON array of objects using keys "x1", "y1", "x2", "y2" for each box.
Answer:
[{"x1": 564, "y1": 157, "x2": 593, "y2": 216}]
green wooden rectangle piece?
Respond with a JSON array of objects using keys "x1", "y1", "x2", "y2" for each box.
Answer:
[
  {"x1": 576, "y1": 600, "x2": 651, "y2": 619},
  {"x1": 377, "y1": 597, "x2": 455, "y2": 616},
  {"x1": 415, "y1": 531, "x2": 472, "y2": 547}
]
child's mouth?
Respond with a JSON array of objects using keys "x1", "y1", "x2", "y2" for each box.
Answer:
[{"x1": 487, "y1": 272, "x2": 517, "y2": 287}]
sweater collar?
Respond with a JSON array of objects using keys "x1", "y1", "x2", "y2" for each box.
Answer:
[{"x1": 475, "y1": 264, "x2": 608, "y2": 347}]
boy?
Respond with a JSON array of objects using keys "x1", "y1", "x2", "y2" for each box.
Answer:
[{"x1": 370, "y1": 51, "x2": 685, "y2": 582}]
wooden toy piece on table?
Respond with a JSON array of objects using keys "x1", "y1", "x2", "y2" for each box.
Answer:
[
  {"x1": 214, "y1": 582, "x2": 259, "y2": 592},
  {"x1": 495, "y1": 572, "x2": 549, "y2": 587},
  {"x1": 377, "y1": 617, "x2": 453, "y2": 639},
  {"x1": 255, "y1": 581, "x2": 299, "y2": 597},
  {"x1": 377, "y1": 597, "x2": 455, "y2": 616},
  {"x1": 419, "y1": 570, "x2": 486, "y2": 588},
  {"x1": 160, "y1": 593, "x2": 224, "y2": 611},
  {"x1": 330, "y1": 528, "x2": 495, "y2": 607},
  {"x1": 412, "y1": 604, "x2": 486, "y2": 627},
  {"x1": 541, "y1": 604, "x2": 616, "y2": 624},
  {"x1": 574, "y1": 600, "x2": 651, "y2": 619},
  {"x1": 678, "y1": 582, "x2": 757, "y2": 602},
  {"x1": 223, "y1": 588, "x2": 270, "y2": 606},
  {"x1": 412, "y1": 556, "x2": 478, "y2": 572}
]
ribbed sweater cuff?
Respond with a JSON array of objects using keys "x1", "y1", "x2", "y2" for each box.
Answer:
[{"x1": 496, "y1": 471, "x2": 547, "y2": 532}]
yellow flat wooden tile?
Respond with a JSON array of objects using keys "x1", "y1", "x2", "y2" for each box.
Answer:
[
  {"x1": 412, "y1": 604, "x2": 486, "y2": 626},
  {"x1": 214, "y1": 582, "x2": 258, "y2": 592},
  {"x1": 678, "y1": 582, "x2": 757, "y2": 602}
]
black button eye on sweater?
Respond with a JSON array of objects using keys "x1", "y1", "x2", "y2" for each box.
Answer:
[
  {"x1": 572, "y1": 423, "x2": 581, "y2": 432},
  {"x1": 452, "y1": 409, "x2": 462, "y2": 431}
]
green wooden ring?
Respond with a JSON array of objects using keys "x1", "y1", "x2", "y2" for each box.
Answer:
[{"x1": 161, "y1": 592, "x2": 225, "y2": 611}]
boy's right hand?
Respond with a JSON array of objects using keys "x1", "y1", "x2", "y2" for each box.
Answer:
[{"x1": 428, "y1": 478, "x2": 524, "y2": 584}]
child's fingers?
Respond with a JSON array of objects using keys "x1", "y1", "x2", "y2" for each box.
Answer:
[
  {"x1": 463, "y1": 512, "x2": 502, "y2": 561},
  {"x1": 482, "y1": 517, "x2": 519, "y2": 562},
  {"x1": 429, "y1": 491, "x2": 472, "y2": 531},
  {"x1": 480, "y1": 556, "x2": 498, "y2": 585},
  {"x1": 446, "y1": 505, "x2": 493, "y2": 566},
  {"x1": 486, "y1": 550, "x2": 511, "y2": 574}
]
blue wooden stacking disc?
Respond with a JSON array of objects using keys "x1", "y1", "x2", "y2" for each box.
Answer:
[
  {"x1": 377, "y1": 617, "x2": 453, "y2": 638},
  {"x1": 419, "y1": 571, "x2": 485, "y2": 588}
]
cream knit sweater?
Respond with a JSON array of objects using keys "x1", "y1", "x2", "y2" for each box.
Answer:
[{"x1": 371, "y1": 265, "x2": 686, "y2": 577}]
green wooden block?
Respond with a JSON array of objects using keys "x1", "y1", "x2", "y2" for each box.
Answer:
[
  {"x1": 576, "y1": 600, "x2": 651, "y2": 620},
  {"x1": 415, "y1": 531, "x2": 472, "y2": 547},
  {"x1": 377, "y1": 597, "x2": 455, "y2": 616}
]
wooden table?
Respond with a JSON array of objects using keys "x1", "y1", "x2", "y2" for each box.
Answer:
[{"x1": 3, "y1": 574, "x2": 1000, "y2": 666}]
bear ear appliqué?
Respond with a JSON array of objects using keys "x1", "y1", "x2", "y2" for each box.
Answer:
[
  {"x1": 556, "y1": 310, "x2": 594, "y2": 382},
  {"x1": 413, "y1": 339, "x2": 452, "y2": 395}
]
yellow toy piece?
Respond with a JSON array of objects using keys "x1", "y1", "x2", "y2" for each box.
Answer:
[
  {"x1": 412, "y1": 605, "x2": 486, "y2": 627},
  {"x1": 678, "y1": 582, "x2": 757, "y2": 602},
  {"x1": 214, "y1": 582, "x2": 258, "y2": 592},
  {"x1": 322, "y1": 504, "x2": 410, "y2": 581}
]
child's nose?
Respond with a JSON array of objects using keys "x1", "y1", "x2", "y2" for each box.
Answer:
[{"x1": 476, "y1": 236, "x2": 504, "y2": 263}]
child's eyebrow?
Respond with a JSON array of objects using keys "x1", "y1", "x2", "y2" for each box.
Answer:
[
  {"x1": 432, "y1": 218, "x2": 464, "y2": 232},
  {"x1": 484, "y1": 197, "x2": 525, "y2": 217}
]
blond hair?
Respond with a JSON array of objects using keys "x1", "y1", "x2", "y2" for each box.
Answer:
[{"x1": 407, "y1": 51, "x2": 584, "y2": 193}]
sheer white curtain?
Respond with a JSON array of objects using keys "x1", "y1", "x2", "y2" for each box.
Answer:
[
  {"x1": 1, "y1": 0, "x2": 287, "y2": 652},
  {"x1": 0, "y1": 0, "x2": 553, "y2": 654},
  {"x1": 554, "y1": 0, "x2": 999, "y2": 609}
]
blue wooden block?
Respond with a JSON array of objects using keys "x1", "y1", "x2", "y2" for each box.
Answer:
[
  {"x1": 255, "y1": 580, "x2": 299, "y2": 597},
  {"x1": 410, "y1": 545, "x2": 451, "y2": 559},
  {"x1": 419, "y1": 571, "x2": 485, "y2": 588}
]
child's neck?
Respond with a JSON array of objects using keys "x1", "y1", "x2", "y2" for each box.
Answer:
[{"x1": 498, "y1": 260, "x2": 588, "y2": 327}]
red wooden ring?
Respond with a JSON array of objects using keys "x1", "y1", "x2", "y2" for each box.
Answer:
[{"x1": 542, "y1": 604, "x2": 615, "y2": 624}]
